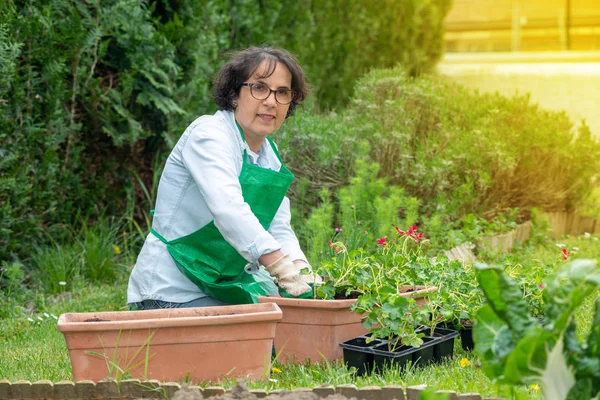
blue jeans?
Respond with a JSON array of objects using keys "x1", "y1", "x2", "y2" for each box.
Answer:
[{"x1": 131, "y1": 296, "x2": 229, "y2": 310}]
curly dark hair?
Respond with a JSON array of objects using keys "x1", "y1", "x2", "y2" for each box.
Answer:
[{"x1": 213, "y1": 46, "x2": 310, "y2": 118}]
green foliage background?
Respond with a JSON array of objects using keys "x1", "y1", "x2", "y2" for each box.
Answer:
[
  {"x1": 278, "y1": 68, "x2": 600, "y2": 259},
  {"x1": 0, "y1": 0, "x2": 451, "y2": 264},
  {"x1": 2, "y1": 0, "x2": 598, "y2": 288}
]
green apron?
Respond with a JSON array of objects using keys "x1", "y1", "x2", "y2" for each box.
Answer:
[{"x1": 151, "y1": 123, "x2": 294, "y2": 305}]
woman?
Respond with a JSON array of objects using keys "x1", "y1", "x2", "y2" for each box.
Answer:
[{"x1": 127, "y1": 47, "x2": 313, "y2": 310}]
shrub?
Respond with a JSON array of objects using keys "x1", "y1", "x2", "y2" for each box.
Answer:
[
  {"x1": 286, "y1": 67, "x2": 600, "y2": 253},
  {"x1": 350, "y1": 67, "x2": 600, "y2": 220},
  {"x1": 0, "y1": 1, "x2": 182, "y2": 265}
]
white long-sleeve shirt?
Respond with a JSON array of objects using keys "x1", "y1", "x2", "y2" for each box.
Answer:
[{"x1": 127, "y1": 110, "x2": 307, "y2": 303}]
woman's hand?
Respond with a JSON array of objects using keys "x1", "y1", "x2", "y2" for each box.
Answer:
[
  {"x1": 292, "y1": 260, "x2": 324, "y2": 284},
  {"x1": 264, "y1": 254, "x2": 312, "y2": 297}
]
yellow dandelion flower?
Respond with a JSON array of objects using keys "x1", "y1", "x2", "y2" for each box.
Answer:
[
  {"x1": 531, "y1": 384, "x2": 540, "y2": 391},
  {"x1": 271, "y1": 367, "x2": 282, "y2": 374},
  {"x1": 459, "y1": 358, "x2": 471, "y2": 367},
  {"x1": 112, "y1": 244, "x2": 121, "y2": 255}
]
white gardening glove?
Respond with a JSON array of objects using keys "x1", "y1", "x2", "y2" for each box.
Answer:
[
  {"x1": 265, "y1": 255, "x2": 312, "y2": 297},
  {"x1": 293, "y1": 260, "x2": 324, "y2": 284}
]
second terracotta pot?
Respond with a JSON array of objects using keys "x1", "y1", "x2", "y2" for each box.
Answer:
[
  {"x1": 257, "y1": 296, "x2": 365, "y2": 364},
  {"x1": 258, "y1": 285, "x2": 437, "y2": 365}
]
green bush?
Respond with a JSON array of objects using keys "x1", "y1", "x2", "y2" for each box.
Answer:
[
  {"x1": 0, "y1": 1, "x2": 182, "y2": 265},
  {"x1": 350, "y1": 67, "x2": 600, "y2": 219},
  {"x1": 285, "y1": 67, "x2": 600, "y2": 253},
  {"x1": 296, "y1": 0, "x2": 452, "y2": 110}
]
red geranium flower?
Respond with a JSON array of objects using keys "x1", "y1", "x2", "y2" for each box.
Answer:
[
  {"x1": 328, "y1": 241, "x2": 341, "y2": 254},
  {"x1": 562, "y1": 248, "x2": 570, "y2": 261},
  {"x1": 377, "y1": 237, "x2": 387, "y2": 246},
  {"x1": 395, "y1": 224, "x2": 424, "y2": 242}
]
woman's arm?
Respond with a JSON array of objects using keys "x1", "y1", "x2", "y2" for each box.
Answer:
[{"x1": 268, "y1": 196, "x2": 310, "y2": 268}]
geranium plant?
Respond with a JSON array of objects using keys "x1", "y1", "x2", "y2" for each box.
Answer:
[
  {"x1": 352, "y1": 284, "x2": 428, "y2": 351},
  {"x1": 372, "y1": 224, "x2": 435, "y2": 285},
  {"x1": 350, "y1": 224, "x2": 437, "y2": 350},
  {"x1": 308, "y1": 241, "x2": 372, "y2": 299},
  {"x1": 427, "y1": 259, "x2": 483, "y2": 328},
  {"x1": 426, "y1": 258, "x2": 483, "y2": 330}
]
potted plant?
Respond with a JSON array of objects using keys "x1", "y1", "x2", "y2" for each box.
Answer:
[
  {"x1": 425, "y1": 257, "x2": 484, "y2": 351},
  {"x1": 259, "y1": 225, "x2": 437, "y2": 365},
  {"x1": 343, "y1": 279, "x2": 456, "y2": 375},
  {"x1": 371, "y1": 225, "x2": 439, "y2": 304},
  {"x1": 57, "y1": 302, "x2": 282, "y2": 382},
  {"x1": 339, "y1": 227, "x2": 442, "y2": 374}
]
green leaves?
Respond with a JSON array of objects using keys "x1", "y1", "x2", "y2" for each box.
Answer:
[
  {"x1": 474, "y1": 260, "x2": 600, "y2": 399},
  {"x1": 355, "y1": 281, "x2": 424, "y2": 348},
  {"x1": 544, "y1": 259, "x2": 600, "y2": 332},
  {"x1": 475, "y1": 263, "x2": 537, "y2": 338}
]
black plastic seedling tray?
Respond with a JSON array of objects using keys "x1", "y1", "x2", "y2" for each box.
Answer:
[
  {"x1": 419, "y1": 327, "x2": 460, "y2": 360},
  {"x1": 339, "y1": 334, "x2": 383, "y2": 375},
  {"x1": 372, "y1": 336, "x2": 438, "y2": 371}
]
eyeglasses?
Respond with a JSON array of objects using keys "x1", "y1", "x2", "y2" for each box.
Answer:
[{"x1": 241, "y1": 82, "x2": 295, "y2": 105}]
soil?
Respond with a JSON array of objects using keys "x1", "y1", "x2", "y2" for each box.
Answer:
[
  {"x1": 83, "y1": 318, "x2": 109, "y2": 322},
  {"x1": 333, "y1": 290, "x2": 361, "y2": 300},
  {"x1": 173, "y1": 382, "x2": 356, "y2": 400}
]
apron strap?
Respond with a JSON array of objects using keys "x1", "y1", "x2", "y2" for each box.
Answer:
[
  {"x1": 266, "y1": 137, "x2": 284, "y2": 163},
  {"x1": 149, "y1": 209, "x2": 168, "y2": 244},
  {"x1": 150, "y1": 228, "x2": 168, "y2": 244},
  {"x1": 235, "y1": 120, "x2": 284, "y2": 164}
]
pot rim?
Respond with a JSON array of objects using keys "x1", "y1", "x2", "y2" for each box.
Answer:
[{"x1": 57, "y1": 302, "x2": 282, "y2": 332}]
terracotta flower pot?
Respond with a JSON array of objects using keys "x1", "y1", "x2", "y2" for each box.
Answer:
[
  {"x1": 257, "y1": 285, "x2": 437, "y2": 365},
  {"x1": 57, "y1": 303, "x2": 282, "y2": 382},
  {"x1": 257, "y1": 296, "x2": 364, "y2": 365}
]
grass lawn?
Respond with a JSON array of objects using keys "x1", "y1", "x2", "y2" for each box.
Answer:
[{"x1": 1, "y1": 234, "x2": 598, "y2": 399}]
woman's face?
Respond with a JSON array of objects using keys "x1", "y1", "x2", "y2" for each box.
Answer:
[{"x1": 234, "y1": 60, "x2": 292, "y2": 150}]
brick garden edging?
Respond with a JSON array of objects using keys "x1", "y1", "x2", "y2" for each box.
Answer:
[{"x1": 0, "y1": 380, "x2": 506, "y2": 400}]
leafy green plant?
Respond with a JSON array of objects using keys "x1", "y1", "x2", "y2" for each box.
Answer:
[
  {"x1": 310, "y1": 242, "x2": 371, "y2": 300},
  {"x1": 346, "y1": 225, "x2": 437, "y2": 350},
  {"x1": 426, "y1": 259, "x2": 484, "y2": 330},
  {"x1": 370, "y1": 224, "x2": 434, "y2": 286},
  {"x1": 354, "y1": 286, "x2": 427, "y2": 351},
  {"x1": 473, "y1": 260, "x2": 600, "y2": 399}
]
